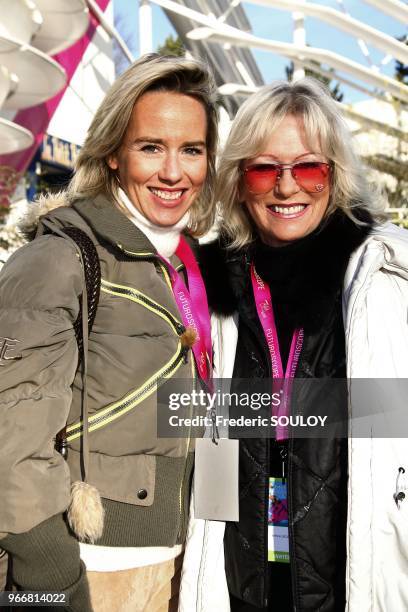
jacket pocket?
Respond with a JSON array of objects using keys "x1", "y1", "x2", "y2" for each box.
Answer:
[{"x1": 68, "y1": 451, "x2": 156, "y2": 506}]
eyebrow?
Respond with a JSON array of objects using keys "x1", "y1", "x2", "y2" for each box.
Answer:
[{"x1": 133, "y1": 138, "x2": 206, "y2": 147}]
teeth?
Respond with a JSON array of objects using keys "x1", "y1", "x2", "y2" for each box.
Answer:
[
  {"x1": 271, "y1": 205, "x2": 306, "y2": 215},
  {"x1": 150, "y1": 188, "x2": 183, "y2": 200}
]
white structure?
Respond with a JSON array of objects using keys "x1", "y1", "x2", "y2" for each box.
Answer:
[
  {"x1": 350, "y1": 99, "x2": 408, "y2": 206},
  {"x1": 142, "y1": 0, "x2": 407, "y2": 206},
  {"x1": 0, "y1": 0, "x2": 89, "y2": 154},
  {"x1": 47, "y1": 2, "x2": 116, "y2": 147}
]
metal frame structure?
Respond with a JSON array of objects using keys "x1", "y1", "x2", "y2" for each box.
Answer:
[
  {"x1": 149, "y1": 0, "x2": 408, "y2": 105},
  {"x1": 158, "y1": 0, "x2": 265, "y2": 116},
  {"x1": 248, "y1": 0, "x2": 407, "y2": 65},
  {"x1": 363, "y1": 0, "x2": 408, "y2": 25},
  {"x1": 139, "y1": 0, "x2": 407, "y2": 198},
  {"x1": 135, "y1": 0, "x2": 265, "y2": 116}
]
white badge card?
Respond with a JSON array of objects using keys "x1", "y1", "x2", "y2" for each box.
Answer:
[{"x1": 194, "y1": 438, "x2": 239, "y2": 522}]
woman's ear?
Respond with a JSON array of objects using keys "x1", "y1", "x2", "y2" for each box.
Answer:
[{"x1": 107, "y1": 155, "x2": 118, "y2": 171}]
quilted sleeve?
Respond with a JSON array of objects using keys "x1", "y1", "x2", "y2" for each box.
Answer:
[{"x1": 0, "y1": 235, "x2": 83, "y2": 533}]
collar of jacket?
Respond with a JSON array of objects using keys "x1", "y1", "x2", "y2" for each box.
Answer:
[
  {"x1": 199, "y1": 208, "x2": 374, "y2": 327},
  {"x1": 72, "y1": 195, "x2": 198, "y2": 263},
  {"x1": 72, "y1": 195, "x2": 158, "y2": 256}
]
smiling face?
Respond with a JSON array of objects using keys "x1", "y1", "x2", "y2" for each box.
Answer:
[
  {"x1": 108, "y1": 91, "x2": 208, "y2": 227},
  {"x1": 242, "y1": 114, "x2": 330, "y2": 247}
]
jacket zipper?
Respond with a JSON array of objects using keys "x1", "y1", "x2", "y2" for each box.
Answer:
[
  {"x1": 177, "y1": 355, "x2": 196, "y2": 542},
  {"x1": 66, "y1": 278, "x2": 187, "y2": 441},
  {"x1": 116, "y1": 242, "x2": 183, "y2": 312},
  {"x1": 288, "y1": 436, "x2": 299, "y2": 611},
  {"x1": 67, "y1": 343, "x2": 186, "y2": 440},
  {"x1": 240, "y1": 315, "x2": 272, "y2": 607},
  {"x1": 117, "y1": 243, "x2": 196, "y2": 542},
  {"x1": 100, "y1": 278, "x2": 184, "y2": 335},
  {"x1": 198, "y1": 520, "x2": 209, "y2": 611},
  {"x1": 288, "y1": 340, "x2": 307, "y2": 612},
  {"x1": 243, "y1": 311, "x2": 303, "y2": 610}
]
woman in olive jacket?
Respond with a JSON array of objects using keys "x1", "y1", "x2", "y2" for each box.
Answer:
[{"x1": 0, "y1": 54, "x2": 218, "y2": 611}]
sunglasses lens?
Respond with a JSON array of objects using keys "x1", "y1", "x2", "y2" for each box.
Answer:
[
  {"x1": 292, "y1": 162, "x2": 329, "y2": 192},
  {"x1": 244, "y1": 164, "x2": 279, "y2": 194}
]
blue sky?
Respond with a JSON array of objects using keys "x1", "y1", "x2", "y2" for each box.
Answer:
[{"x1": 114, "y1": 0, "x2": 406, "y2": 104}]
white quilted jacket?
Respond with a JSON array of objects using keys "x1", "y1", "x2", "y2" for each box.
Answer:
[{"x1": 179, "y1": 222, "x2": 408, "y2": 612}]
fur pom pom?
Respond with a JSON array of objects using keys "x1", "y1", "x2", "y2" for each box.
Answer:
[
  {"x1": 180, "y1": 327, "x2": 197, "y2": 348},
  {"x1": 67, "y1": 481, "x2": 104, "y2": 543}
]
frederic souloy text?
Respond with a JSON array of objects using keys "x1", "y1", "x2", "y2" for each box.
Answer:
[
  {"x1": 168, "y1": 415, "x2": 328, "y2": 428},
  {"x1": 168, "y1": 390, "x2": 282, "y2": 411}
]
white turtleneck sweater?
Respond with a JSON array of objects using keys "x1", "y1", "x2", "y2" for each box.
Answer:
[
  {"x1": 119, "y1": 188, "x2": 189, "y2": 260},
  {"x1": 80, "y1": 189, "x2": 188, "y2": 572}
]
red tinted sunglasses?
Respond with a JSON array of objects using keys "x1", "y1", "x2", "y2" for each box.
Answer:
[{"x1": 243, "y1": 161, "x2": 331, "y2": 194}]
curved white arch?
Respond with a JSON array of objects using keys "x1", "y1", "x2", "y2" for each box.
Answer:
[
  {"x1": 151, "y1": 0, "x2": 408, "y2": 104},
  {"x1": 188, "y1": 26, "x2": 408, "y2": 104},
  {"x1": 362, "y1": 0, "x2": 408, "y2": 26},
  {"x1": 248, "y1": 0, "x2": 408, "y2": 65}
]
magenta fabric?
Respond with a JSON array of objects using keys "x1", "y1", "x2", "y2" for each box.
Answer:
[
  {"x1": 250, "y1": 263, "x2": 303, "y2": 440},
  {"x1": 0, "y1": 0, "x2": 111, "y2": 174}
]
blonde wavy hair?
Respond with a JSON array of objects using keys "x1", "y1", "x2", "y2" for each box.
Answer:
[
  {"x1": 217, "y1": 77, "x2": 386, "y2": 249},
  {"x1": 66, "y1": 53, "x2": 219, "y2": 237}
]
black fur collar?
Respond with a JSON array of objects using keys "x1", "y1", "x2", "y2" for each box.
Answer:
[{"x1": 199, "y1": 210, "x2": 373, "y2": 330}]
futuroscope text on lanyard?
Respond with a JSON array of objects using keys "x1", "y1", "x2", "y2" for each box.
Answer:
[
  {"x1": 250, "y1": 264, "x2": 303, "y2": 440},
  {"x1": 158, "y1": 236, "x2": 212, "y2": 389}
]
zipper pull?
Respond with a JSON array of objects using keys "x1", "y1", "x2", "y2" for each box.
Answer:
[
  {"x1": 55, "y1": 427, "x2": 68, "y2": 460},
  {"x1": 280, "y1": 445, "x2": 288, "y2": 484},
  {"x1": 176, "y1": 323, "x2": 186, "y2": 336},
  {"x1": 178, "y1": 325, "x2": 194, "y2": 364}
]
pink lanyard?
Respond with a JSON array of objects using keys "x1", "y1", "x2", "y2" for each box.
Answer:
[
  {"x1": 159, "y1": 236, "x2": 212, "y2": 386},
  {"x1": 250, "y1": 264, "x2": 304, "y2": 440}
]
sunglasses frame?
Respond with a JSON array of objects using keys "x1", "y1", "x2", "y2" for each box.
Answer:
[{"x1": 242, "y1": 160, "x2": 332, "y2": 195}]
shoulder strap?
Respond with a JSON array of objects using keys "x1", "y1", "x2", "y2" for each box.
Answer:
[
  {"x1": 52, "y1": 227, "x2": 101, "y2": 459},
  {"x1": 39, "y1": 224, "x2": 101, "y2": 458},
  {"x1": 61, "y1": 227, "x2": 101, "y2": 355}
]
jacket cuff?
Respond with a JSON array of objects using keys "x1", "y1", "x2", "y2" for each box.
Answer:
[{"x1": 0, "y1": 513, "x2": 92, "y2": 612}]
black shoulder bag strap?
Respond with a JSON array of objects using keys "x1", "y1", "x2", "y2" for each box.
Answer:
[
  {"x1": 62, "y1": 227, "x2": 101, "y2": 356},
  {"x1": 54, "y1": 227, "x2": 101, "y2": 457}
]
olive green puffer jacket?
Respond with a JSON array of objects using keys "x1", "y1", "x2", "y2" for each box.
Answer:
[{"x1": 0, "y1": 195, "x2": 198, "y2": 606}]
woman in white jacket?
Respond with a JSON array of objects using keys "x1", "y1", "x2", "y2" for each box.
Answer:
[{"x1": 180, "y1": 78, "x2": 408, "y2": 612}]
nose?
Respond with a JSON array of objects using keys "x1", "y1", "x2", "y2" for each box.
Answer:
[
  {"x1": 275, "y1": 167, "x2": 300, "y2": 198},
  {"x1": 158, "y1": 152, "x2": 183, "y2": 184}
]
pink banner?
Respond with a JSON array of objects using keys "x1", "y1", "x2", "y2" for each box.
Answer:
[{"x1": 0, "y1": 0, "x2": 111, "y2": 174}]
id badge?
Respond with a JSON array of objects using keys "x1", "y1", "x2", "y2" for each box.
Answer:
[
  {"x1": 268, "y1": 477, "x2": 289, "y2": 563},
  {"x1": 194, "y1": 438, "x2": 239, "y2": 521}
]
